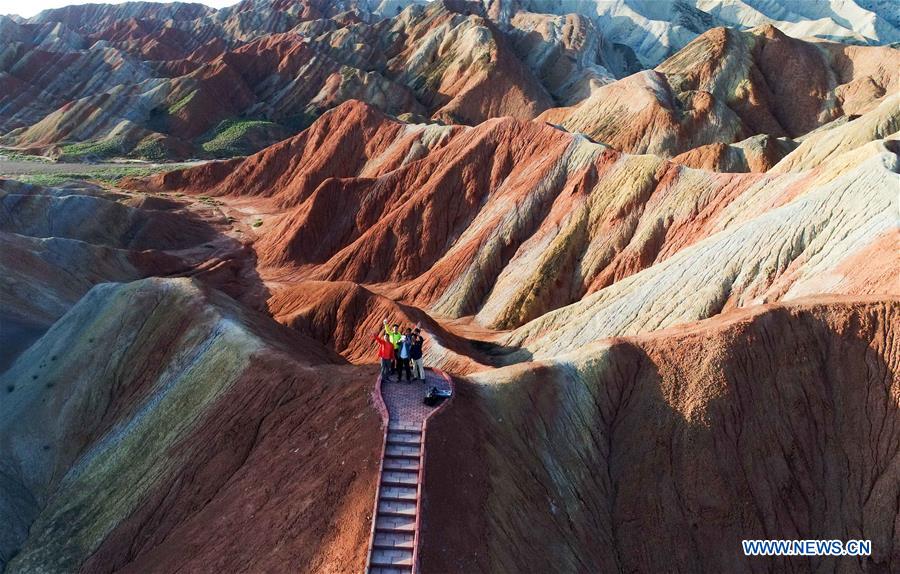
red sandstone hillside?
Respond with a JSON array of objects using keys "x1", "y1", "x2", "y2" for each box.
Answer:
[
  {"x1": 0, "y1": 277, "x2": 379, "y2": 573},
  {"x1": 539, "y1": 25, "x2": 899, "y2": 161},
  {"x1": 138, "y1": 99, "x2": 899, "y2": 346},
  {"x1": 0, "y1": 0, "x2": 557, "y2": 160},
  {"x1": 5, "y1": 165, "x2": 896, "y2": 572},
  {"x1": 3, "y1": 114, "x2": 898, "y2": 573},
  {"x1": 0, "y1": 177, "x2": 386, "y2": 572},
  {"x1": 2, "y1": 1, "x2": 897, "y2": 167},
  {"x1": 421, "y1": 297, "x2": 900, "y2": 572}
]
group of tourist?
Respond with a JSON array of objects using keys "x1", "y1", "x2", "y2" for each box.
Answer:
[{"x1": 373, "y1": 319, "x2": 426, "y2": 383}]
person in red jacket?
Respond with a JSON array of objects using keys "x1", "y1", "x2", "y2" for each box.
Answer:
[{"x1": 373, "y1": 330, "x2": 395, "y2": 382}]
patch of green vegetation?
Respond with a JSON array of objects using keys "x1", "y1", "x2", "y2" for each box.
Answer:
[
  {"x1": 168, "y1": 90, "x2": 197, "y2": 115},
  {"x1": 0, "y1": 149, "x2": 53, "y2": 162},
  {"x1": 131, "y1": 138, "x2": 170, "y2": 162},
  {"x1": 339, "y1": 65, "x2": 359, "y2": 81},
  {"x1": 10, "y1": 165, "x2": 188, "y2": 187},
  {"x1": 197, "y1": 195, "x2": 223, "y2": 206},
  {"x1": 199, "y1": 118, "x2": 284, "y2": 157},
  {"x1": 251, "y1": 219, "x2": 263, "y2": 228},
  {"x1": 11, "y1": 174, "x2": 81, "y2": 186},
  {"x1": 59, "y1": 139, "x2": 124, "y2": 160}
]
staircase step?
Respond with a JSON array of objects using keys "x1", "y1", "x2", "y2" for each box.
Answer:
[
  {"x1": 387, "y1": 432, "x2": 421, "y2": 446},
  {"x1": 370, "y1": 372, "x2": 454, "y2": 573},
  {"x1": 388, "y1": 421, "x2": 421, "y2": 432},
  {"x1": 383, "y1": 457, "x2": 419, "y2": 471},
  {"x1": 370, "y1": 547, "x2": 413, "y2": 567},
  {"x1": 375, "y1": 514, "x2": 416, "y2": 533},
  {"x1": 385, "y1": 444, "x2": 420, "y2": 459},
  {"x1": 373, "y1": 531, "x2": 415, "y2": 550},
  {"x1": 379, "y1": 485, "x2": 417, "y2": 501},
  {"x1": 378, "y1": 499, "x2": 417, "y2": 517},
  {"x1": 388, "y1": 427, "x2": 421, "y2": 437},
  {"x1": 381, "y1": 470, "x2": 418, "y2": 486}
]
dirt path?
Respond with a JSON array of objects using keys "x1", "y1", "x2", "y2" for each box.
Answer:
[{"x1": 366, "y1": 369, "x2": 452, "y2": 574}]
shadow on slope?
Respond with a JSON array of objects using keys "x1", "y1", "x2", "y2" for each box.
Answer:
[
  {"x1": 0, "y1": 277, "x2": 379, "y2": 573},
  {"x1": 420, "y1": 297, "x2": 899, "y2": 573},
  {"x1": 0, "y1": 179, "x2": 271, "y2": 372}
]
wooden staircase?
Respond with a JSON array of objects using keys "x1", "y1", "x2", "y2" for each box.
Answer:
[
  {"x1": 368, "y1": 421, "x2": 424, "y2": 573},
  {"x1": 366, "y1": 369, "x2": 453, "y2": 573}
]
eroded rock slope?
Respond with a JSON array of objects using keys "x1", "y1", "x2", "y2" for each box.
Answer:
[{"x1": 420, "y1": 298, "x2": 900, "y2": 573}]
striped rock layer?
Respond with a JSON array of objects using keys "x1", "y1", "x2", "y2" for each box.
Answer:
[
  {"x1": 539, "y1": 25, "x2": 899, "y2": 159},
  {"x1": 143, "y1": 98, "x2": 899, "y2": 366},
  {"x1": 2, "y1": 104, "x2": 897, "y2": 574},
  {"x1": 419, "y1": 297, "x2": 900, "y2": 572},
  {"x1": 0, "y1": 1, "x2": 557, "y2": 160},
  {"x1": 2, "y1": 1, "x2": 897, "y2": 167}
]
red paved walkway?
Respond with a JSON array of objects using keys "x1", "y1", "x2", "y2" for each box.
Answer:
[
  {"x1": 382, "y1": 370, "x2": 452, "y2": 426},
  {"x1": 367, "y1": 369, "x2": 452, "y2": 574}
]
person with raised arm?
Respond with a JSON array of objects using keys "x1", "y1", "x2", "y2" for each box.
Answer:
[
  {"x1": 384, "y1": 319, "x2": 403, "y2": 376},
  {"x1": 373, "y1": 323, "x2": 395, "y2": 382}
]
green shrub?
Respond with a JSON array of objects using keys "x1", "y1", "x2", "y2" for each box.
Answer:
[
  {"x1": 59, "y1": 139, "x2": 123, "y2": 159},
  {"x1": 11, "y1": 164, "x2": 190, "y2": 187},
  {"x1": 199, "y1": 119, "x2": 284, "y2": 157},
  {"x1": 168, "y1": 90, "x2": 197, "y2": 115},
  {"x1": 132, "y1": 138, "x2": 170, "y2": 161}
]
